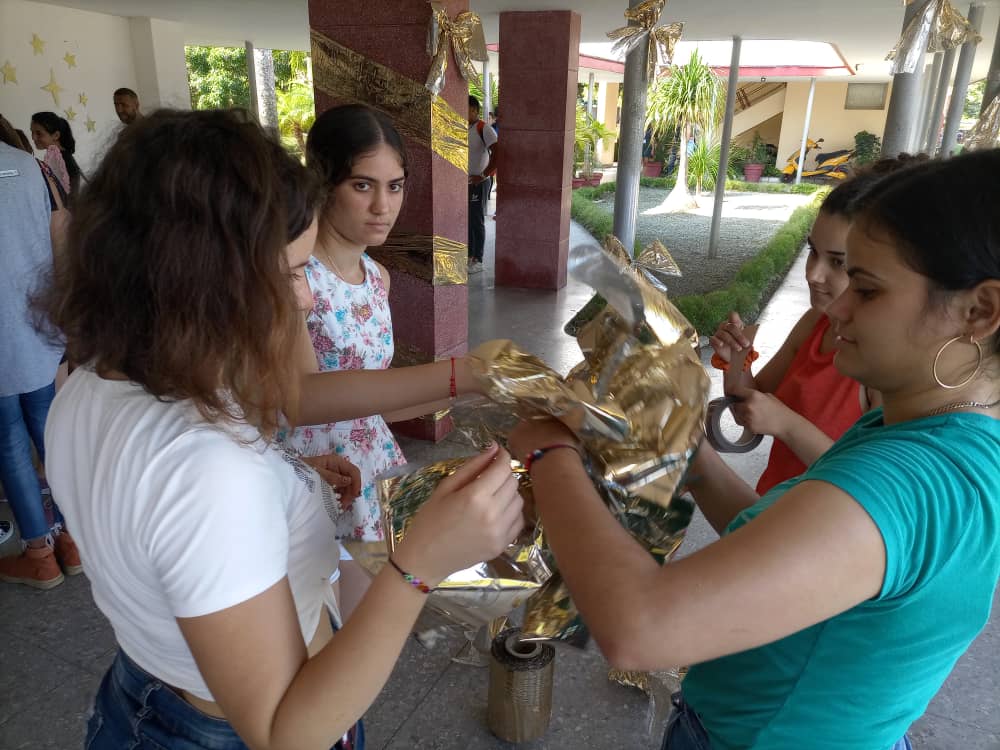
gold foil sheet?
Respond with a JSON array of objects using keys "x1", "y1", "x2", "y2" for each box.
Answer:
[
  {"x1": 372, "y1": 232, "x2": 468, "y2": 285},
  {"x1": 310, "y1": 29, "x2": 468, "y2": 174},
  {"x1": 378, "y1": 458, "x2": 551, "y2": 632},
  {"x1": 887, "y1": 0, "x2": 981, "y2": 75},
  {"x1": 965, "y1": 96, "x2": 1000, "y2": 151},
  {"x1": 426, "y1": 2, "x2": 489, "y2": 97},
  {"x1": 372, "y1": 240, "x2": 708, "y2": 645},
  {"x1": 607, "y1": 0, "x2": 684, "y2": 81}
]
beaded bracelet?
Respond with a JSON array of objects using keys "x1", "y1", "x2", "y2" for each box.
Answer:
[
  {"x1": 523, "y1": 443, "x2": 581, "y2": 473},
  {"x1": 388, "y1": 557, "x2": 432, "y2": 594}
]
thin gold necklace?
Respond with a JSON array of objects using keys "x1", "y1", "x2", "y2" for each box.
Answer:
[{"x1": 926, "y1": 397, "x2": 1000, "y2": 417}]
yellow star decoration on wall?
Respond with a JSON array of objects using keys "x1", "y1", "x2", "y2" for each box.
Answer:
[
  {"x1": 41, "y1": 69, "x2": 63, "y2": 106},
  {"x1": 79, "y1": 92, "x2": 88, "y2": 105},
  {"x1": 1, "y1": 61, "x2": 16, "y2": 84},
  {"x1": 64, "y1": 107, "x2": 77, "y2": 121},
  {"x1": 30, "y1": 33, "x2": 45, "y2": 55},
  {"x1": 63, "y1": 52, "x2": 77, "y2": 68},
  {"x1": 85, "y1": 116, "x2": 96, "y2": 133}
]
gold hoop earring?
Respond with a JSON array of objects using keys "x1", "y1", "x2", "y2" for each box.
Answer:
[{"x1": 932, "y1": 335, "x2": 983, "y2": 390}]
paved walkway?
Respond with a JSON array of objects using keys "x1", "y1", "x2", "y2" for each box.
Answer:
[{"x1": 0, "y1": 210, "x2": 996, "y2": 748}]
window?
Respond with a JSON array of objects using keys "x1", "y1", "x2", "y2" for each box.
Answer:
[{"x1": 845, "y1": 83, "x2": 888, "y2": 110}]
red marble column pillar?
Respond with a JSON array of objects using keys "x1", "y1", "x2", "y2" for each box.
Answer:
[
  {"x1": 308, "y1": 1, "x2": 470, "y2": 440},
  {"x1": 495, "y1": 11, "x2": 580, "y2": 290}
]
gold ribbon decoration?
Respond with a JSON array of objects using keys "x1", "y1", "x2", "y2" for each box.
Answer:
[
  {"x1": 604, "y1": 235, "x2": 682, "y2": 292},
  {"x1": 372, "y1": 232, "x2": 468, "y2": 286},
  {"x1": 607, "y1": 0, "x2": 684, "y2": 81},
  {"x1": 426, "y1": 2, "x2": 489, "y2": 97},
  {"x1": 964, "y1": 96, "x2": 1000, "y2": 151},
  {"x1": 311, "y1": 30, "x2": 467, "y2": 174},
  {"x1": 887, "y1": 0, "x2": 981, "y2": 75}
]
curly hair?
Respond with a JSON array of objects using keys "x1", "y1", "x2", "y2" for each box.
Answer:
[{"x1": 37, "y1": 109, "x2": 322, "y2": 435}]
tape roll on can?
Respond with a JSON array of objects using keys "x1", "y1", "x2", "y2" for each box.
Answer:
[
  {"x1": 705, "y1": 397, "x2": 764, "y2": 453},
  {"x1": 487, "y1": 628, "x2": 555, "y2": 743}
]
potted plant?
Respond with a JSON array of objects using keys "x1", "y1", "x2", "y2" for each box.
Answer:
[
  {"x1": 742, "y1": 132, "x2": 768, "y2": 183},
  {"x1": 575, "y1": 103, "x2": 614, "y2": 187},
  {"x1": 853, "y1": 130, "x2": 882, "y2": 166}
]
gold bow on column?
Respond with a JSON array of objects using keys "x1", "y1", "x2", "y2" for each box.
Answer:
[
  {"x1": 607, "y1": 0, "x2": 684, "y2": 81},
  {"x1": 887, "y1": 0, "x2": 981, "y2": 75},
  {"x1": 426, "y1": 1, "x2": 489, "y2": 96}
]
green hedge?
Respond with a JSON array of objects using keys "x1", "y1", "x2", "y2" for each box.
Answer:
[{"x1": 569, "y1": 183, "x2": 830, "y2": 335}]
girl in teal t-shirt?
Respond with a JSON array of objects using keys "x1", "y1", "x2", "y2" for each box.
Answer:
[{"x1": 510, "y1": 150, "x2": 1000, "y2": 749}]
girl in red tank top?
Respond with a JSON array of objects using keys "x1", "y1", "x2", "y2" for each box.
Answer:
[{"x1": 709, "y1": 170, "x2": 899, "y2": 494}]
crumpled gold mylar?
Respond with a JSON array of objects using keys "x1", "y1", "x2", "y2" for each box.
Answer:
[
  {"x1": 887, "y1": 0, "x2": 981, "y2": 75},
  {"x1": 564, "y1": 235, "x2": 687, "y2": 342},
  {"x1": 378, "y1": 457, "x2": 552, "y2": 631},
  {"x1": 426, "y1": 2, "x2": 489, "y2": 97},
  {"x1": 374, "y1": 242, "x2": 708, "y2": 645},
  {"x1": 965, "y1": 96, "x2": 1000, "y2": 151},
  {"x1": 607, "y1": 0, "x2": 684, "y2": 81}
]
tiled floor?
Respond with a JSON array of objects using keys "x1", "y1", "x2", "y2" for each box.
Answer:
[{"x1": 1, "y1": 205, "x2": 997, "y2": 749}]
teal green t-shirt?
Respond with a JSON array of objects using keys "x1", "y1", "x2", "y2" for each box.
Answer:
[{"x1": 682, "y1": 409, "x2": 1000, "y2": 750}]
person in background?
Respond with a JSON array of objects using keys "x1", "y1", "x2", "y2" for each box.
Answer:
[
  {"x1": 0, "y1": 139, "x2": 80, "y2": 590},
  {"x1": 30, "y1": 111, "x2": 82, "y2": 198},
  {"x1": 466, "y1": 95, "x2": 496, "y2": 275},
  {"x1": 113, "y1": 87, "x2": 142, "y2": 125}
]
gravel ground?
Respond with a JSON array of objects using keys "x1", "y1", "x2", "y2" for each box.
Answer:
[{"x1": 590, "y1": 188, "x2": 814, "y2": 297}]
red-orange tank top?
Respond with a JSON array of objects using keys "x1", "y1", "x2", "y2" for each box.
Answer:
[{"x1": 755, "y1": 315, "x2": 863, "y2": 495}]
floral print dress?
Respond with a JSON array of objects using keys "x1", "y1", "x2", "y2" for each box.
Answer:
[{"x1": 289, "y1": 254, "x2": 406, "y2": 541}]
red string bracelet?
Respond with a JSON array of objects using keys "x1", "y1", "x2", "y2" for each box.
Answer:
[
  {"x1": 388, "y1": 557, "x2": 431, "y2": 594},
  {"x1": 449, "y1": 357, "x2": 457, "y2": 399},
  {"x1": 523, "y1": 443, "x2": 581, "y2": 473}
]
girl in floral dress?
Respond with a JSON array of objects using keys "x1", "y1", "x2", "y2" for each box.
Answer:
[{"x1": 290, "y1": 105, "x2": 447, "y2": 543}]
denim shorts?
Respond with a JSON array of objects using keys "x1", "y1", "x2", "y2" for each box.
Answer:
[
  {"x1": 86, "y1": 649, "x2": 364, "y2": 749},
  {"x1": 661, "y1": 692, "x2": 913, "y2": 750}
]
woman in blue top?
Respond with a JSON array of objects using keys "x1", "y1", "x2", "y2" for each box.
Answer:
[{"x1": 507, "y1": 151, "x2": 1000, "y2": 750}]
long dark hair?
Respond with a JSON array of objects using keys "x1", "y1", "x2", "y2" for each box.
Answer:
[
  {"x1": 31, "y1": 111, "x2": 83, "y2": 193},
  {"x1": 306, "y1": 104, "x2": 408, "y2": 189},
  {"x1": 37, "y1": 109, "x2": 322, "y2": 435},
  {"x1": 852, "y1": 149, "x2": 1000, "y2": 353}
]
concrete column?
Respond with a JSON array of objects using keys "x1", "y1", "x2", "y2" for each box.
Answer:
[
  {"x1": 883, "y1": 0, "x2": 931, "y2": 156},
  {"x1": 483, "y1": 56, "x2": 492, "y2": 119},
  {"x1": 309, "y1": 0, "x2": 469, "y2": 440},
  {"x1": 612, "y1": 0, "x2": 650, "y2": 253},
  {"x1": 918, "y1": 52, "x2": 944, "y2": 152},
  {"x1": 708, "y1": 36, "x2": 740, "y2": 260},
  {"x1": 246, "y1": 43, "x2": 279, "y2": 134},
  {"x1": 795, "y1": 77, "x2": 817, "y2": 185},
  {"x1": 588, "y1": 71, "x2": 597, "y2": 118},
  {"x1": 926, "y1": 47, "x2": 958, "y2": 154},
  {"x1": 128, "y1": 17, "x2": 190, "y2": 110},
  {"x1": 495, "y1": 11, "x2": 580, "y2": 289},
  {"x1": 942, "y1": 3, "x2": 986, "y2": 156},
  {"x1": 983, "y1": 8, "x2": 1000, "y2": 112}
]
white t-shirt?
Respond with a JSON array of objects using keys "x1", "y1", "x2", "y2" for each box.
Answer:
[
  {"x1": 468, "y1": 121, "x2": 497, "y2": 177},
  {"x1": 45, "y1": 369, "x2": 343, "y2": 701}
]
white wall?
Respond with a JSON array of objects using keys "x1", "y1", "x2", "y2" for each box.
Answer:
[{"x1": 0, "y1": 0, "x2": 189, "y2": 174}]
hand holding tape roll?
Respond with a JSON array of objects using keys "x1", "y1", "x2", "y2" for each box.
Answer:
[{"x1": 706, "y1": 324, "x2": 764, "y2": 453}]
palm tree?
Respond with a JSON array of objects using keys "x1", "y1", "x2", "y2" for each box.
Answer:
[
  {"x1": 645, "y1": 50, "x2": 723, "y2": 211},
  {"x1": 277, "y1": 81, "x2": 315, "y2": 157}
]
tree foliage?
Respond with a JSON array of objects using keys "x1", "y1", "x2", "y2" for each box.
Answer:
[{"x1": 185, "y1": 47, "x2": 315, "y2": 156}]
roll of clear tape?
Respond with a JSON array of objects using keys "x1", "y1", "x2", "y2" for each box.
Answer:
[
  {"x1": 487, "y1": 629, "x2": 555, "y2": 743},
  {"x1": 705, "y1": 397, "x2": 764, "y2": 453}
]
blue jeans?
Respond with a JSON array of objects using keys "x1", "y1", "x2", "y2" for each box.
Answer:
[
  {"x1": 86, "y1": 649, "x2": 364, "y2": 749},
  {"x1": 662, "y1": 693, "x2": 913, "y2": 750},
  {"x1": 0, "y1": 383, "x2": 60, "y2": 541}
]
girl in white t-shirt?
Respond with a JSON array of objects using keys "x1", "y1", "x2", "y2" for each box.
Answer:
[{"x1": 41, "y1": 109, "x2": 522, "y2": 750}]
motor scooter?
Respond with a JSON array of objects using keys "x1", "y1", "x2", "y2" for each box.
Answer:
[{"x1": 781, "y1": 138, "x2": 854, "y2": 182}]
